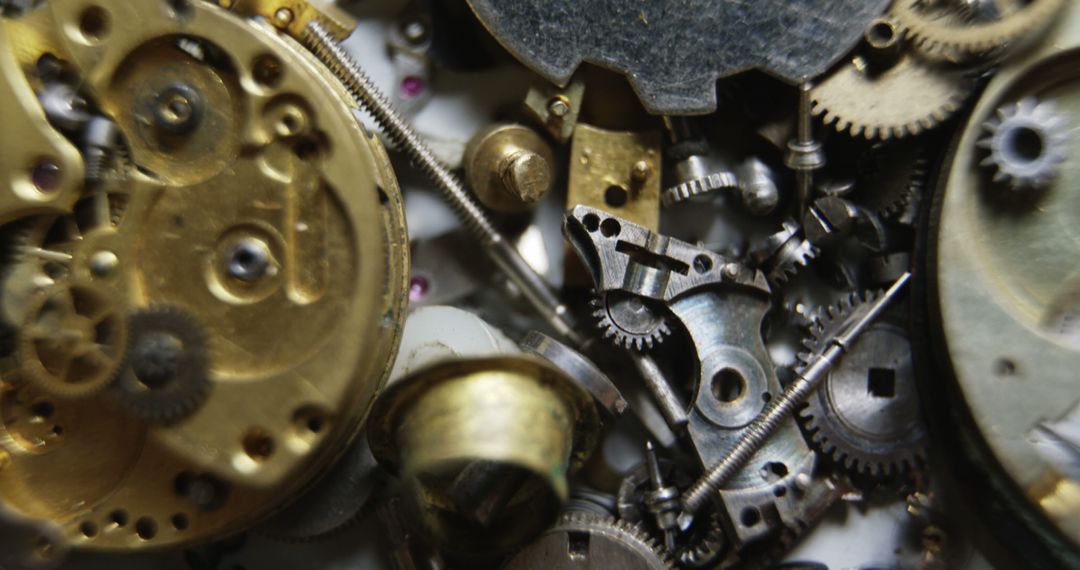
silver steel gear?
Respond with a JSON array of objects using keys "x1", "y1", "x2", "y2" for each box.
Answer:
[
  {"x1": 797, "y1": 293, "x2": 927, "y2": 476},
  {"x1": 978, "y1": 97, "x2": 1069, "y2": 190},
  {"x1": 590, "y1": 292, "x2": 671, "y2": 351},
  {"x1": 502, "y1": 512, "x2": 673, "y2": 570},
  {"x1": 751, "y1": 220, "x2": 818, "y2": 287}
]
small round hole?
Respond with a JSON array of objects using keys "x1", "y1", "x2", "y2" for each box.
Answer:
[
  {"x1": 693, "y1": 255, "x2": 712, "y2": 274},
  {"x1": 774, "y1": 486, "x2": 787, "y2": 498},
  {"x1": 171, "y1": 513, "x2": 189, "y2": 531},
  {"x1": 79, "y1": 522, "x2": 98, "y2": 538},
  {"x1": 995, "y1": 358, "x2": 1018, "y2": 377},
  {"x1": 582, "y1": 213, "x2": 600, "y2": 232},
  {"x1": 740, "y1": 507, "x2": 761, "y2": 527},
  {"x1": 30, "y1": 401, "x2": 55, "y2": 420},
  {"x1": 604, "y1": 185, "x2": 628, "y2": 208},
  {"x1": 252, "y1": 54, "x2": 283, "y2": 88},
  {"x1": 242, "y1": 428, "x2": 275, "y2": 461},
  {"x1": 135, "y1": 517, "x2": 157, "y2": 540},
  {"x1": 51, "y1": 425, "x2": 64, "y2": 436},
  {"x1": 1008, "y1": 126, "x2": 1045, "y2": 163},
  {"x1": 599, "y1": 218, "x2": 621, "y2": 238},
  {"x1": 78, "y1": 7, "x2": 111, "y2": 42},
  {"x1": 865, "y1": 19, "x2": 897, "y2": 48},
  {"x1": 711, "y1": 369, "x2": 746, "y2": 403},
  {"x1": 108, "y1": 510, "x2": 129, "y2": 528}
]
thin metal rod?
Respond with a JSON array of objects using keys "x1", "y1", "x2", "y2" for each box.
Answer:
[
  {"x1": 303, "y1": 22, "x2": 580, "y2": 344},
  {"x1": 679, "y1": 272, "x2": 911, "y2": 517}
]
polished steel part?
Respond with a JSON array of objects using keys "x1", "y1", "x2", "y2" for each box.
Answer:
[
  {"x1": 798, "y1": 299, "x2": 926, "y2": 476},
  {"x1": 465, "y1": 0, "x2": 889, "y2": 114},
  {"x1": 302, "y1": 22, "x2": 580, "y2": 345},
  {"x1": 0, "y1": 0, "x2": 409, "y2": 551},
  {"x1": 680, "y1": 273, "x2": 911, "y2": 517},
  {"x1": 521, "y1": 331, "x2": 628, "y2": 418}
]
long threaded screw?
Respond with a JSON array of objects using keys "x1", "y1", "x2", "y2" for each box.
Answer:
[
  {"x1": 303, "y1": 22, "x2": 580, "y2": 344},
  {"x1": 679, "y1": 272, "x2": 911, "y2": 519}
]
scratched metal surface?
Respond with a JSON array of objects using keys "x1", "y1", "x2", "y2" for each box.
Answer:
[{"x1": 465, "y1": 0, "x2": 890, "y2": 115}]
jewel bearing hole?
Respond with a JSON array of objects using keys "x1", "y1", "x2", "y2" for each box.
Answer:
[
  {"x1": 78, "y1": 6, "x2": 110, "y2": 42},
  {"x1": 712, "y1": 368, "x2": 747, "y2": 403}
]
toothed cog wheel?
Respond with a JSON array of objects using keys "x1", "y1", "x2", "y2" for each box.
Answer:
[
  {"x1": 797, "y1": 294, "x2": 926, "y2": 476},
  {"x1": 503, "y1": 512, "x2": 674, "y2": 570},
  {"x1": 16, "y1": 282, "x2": 129, "y2": 399},
  {"x1": 812, "y1": 53, "x2": 974, "y2": 140},
  {"x1": 855, "y1": 141, "x2": 930, "y2": 218},
  {"x1": 752, "y1": 220, "x2": 817, "y2": 287},
  {"x1": 892, "y1": 0, "x2": 1067, "y2": 57},
  {"x1": 592, "y1": 292, "x2": 670, "y2": 351},
  {"x1": 112, "y1": 306, "x2": 211, "y2": 424},
  {"x1": 978, "y1": 97, "x2": 1069, "y2": 190}
]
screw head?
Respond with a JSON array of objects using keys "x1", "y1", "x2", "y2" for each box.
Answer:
[
  {"x1": 273, "y1": 7, "x2": 293, "y2": 27},
  {"x1": 547, "y1": 97, "x2": 570, "y2": 119},
  {"x1": 501, "y1": 151, "x2": 552, "y2": 204},
  {"x1": 630, "y1": 160, "x2": 652, "y2": 184},
  {"x1": 154, "y1": 83, "x2": 203, "y2": 135}
]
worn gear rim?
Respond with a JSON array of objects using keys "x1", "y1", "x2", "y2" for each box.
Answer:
[
  {"x1": 811, "y1": 54, "x2": 974, "y2": 140},
  {"x1": 856, "y1": 141, "x2": 931, "y2": 218},
  {"x1": 590, "y1": 292, "x2": 671, "y2": 351},
  {"x1": 505, "y1": 512, "x2": 674, "y2": 569},
  {"x1": 16, "y1": 282, "x2": 129, "y2": 399},
  {"x1": 112, "y1": 306, "x2": 211, "y2": 423},
  {"x1": 892, "y1": 0, "x2": 1067, "y2": 57},
  {"x1": 797, "y1": 293, "x2": 927, "y2": 476},
  {"x1": 977, "y1": 97, "x2": 1069, "y2": 189}
]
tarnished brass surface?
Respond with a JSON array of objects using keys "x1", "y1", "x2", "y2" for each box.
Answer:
[
  {"x1": 565, "y1": 124, "x2": 661, "y2": 286},
  {"x1": 368, "y1": 356, "x2": 600, "y2": 555},
  {"x1": 0, "y1": 0, "x2": 407, "y2": 552},
  {"x1": 226, "y1": 0, "x2": 354, "y2": 41},
  {"x1": 464, "y1": 124, "x2": 554, "y2": 213},
  {"x1": 0, "y1": 23, "x2": 82, "y2": 225},
  {"x1": 933, "y1": 2, "x2": 1080, "y2": 548}
]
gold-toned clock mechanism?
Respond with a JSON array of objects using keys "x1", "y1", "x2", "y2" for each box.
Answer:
[{"x1": 0, "y1": 0, "x2": 407, "y2": 552}]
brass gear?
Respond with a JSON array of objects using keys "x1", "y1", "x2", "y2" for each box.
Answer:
[
  {"x1": 892, "y1": 0, "x2": 1067, "y2": 58},
  {"x1": 16, "y1": 282, "x2": 128, "y2": 399},
  {"x1": 811, "y1": 53, "x2": 974, "y2": 140}
]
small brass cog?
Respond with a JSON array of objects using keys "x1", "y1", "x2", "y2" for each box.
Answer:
[
  {"x1": 892, "y1": 0, "x2": 1067, "y2": 58},
  {"x1": 811, "y1": 53, "x2": 974, "y2": 140},
  {"x1": 16, "y1": 282, "x2": 128, "y2": 399}
]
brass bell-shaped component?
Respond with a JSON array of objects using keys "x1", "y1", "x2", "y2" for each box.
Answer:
[{"x1": 368, "y1": 356, "x2": 600, "y2": 555}]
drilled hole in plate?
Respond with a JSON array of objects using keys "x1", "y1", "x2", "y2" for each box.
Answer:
[
  {"x1": 171, "y1": 513, "x2": 189, "y2": 531},
  {"x1": 135, "y1": 517, "x2": 157, "y2": 540},
  {"x1": 582, "y1": 213, "x2": 600, "y2": 232},
  {"x1": 1007, "y1": 126, "x2": 1045, "y2": 164},
  {"x1": 79, "y1": 522, "x2": 98, "y2": 538},
  {"x1": 242, "y1": 428, "x2": 275, "y2": 461},
  {"x1": 599, "y1": 218, "x2": 621, "y2": 238},
  {"x1": 79, "y1": 6, "x2": 111, "y2": 42},
  {"x1": 711, "y1": 368, "x2": 746, "y2": 403},
  {"x1": 740, "y1": 507, "x2": 761, "y2": 527},
  {"x1": 604, "y1": 185, "x2": 628, "y2": 208},
  {"x1": 252, "y1": 54, "x2": 284, "y2": 88},
  {"x1": 108, "y1": 510, "x2": 128, "y2": 528},
  {"x1": 867, "y1": 367, "x2": 896, "y2": 398}
]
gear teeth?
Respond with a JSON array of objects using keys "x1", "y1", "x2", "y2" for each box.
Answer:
[
  {"x1": 797, "y1": 292, "x2": 926, "y2": 477},
  {"x1": 892, "y1": 0, "x2": 1067, "y2": 58},
  {"x1": 553, "y1": 512, "x2": 675, "y2": 568},
  {"x1": 592, "y1": 293, "x2": 670, "y2": 352},
  {"x1": 978, "y1": 97, "x2": 1069, "y2": 190}
]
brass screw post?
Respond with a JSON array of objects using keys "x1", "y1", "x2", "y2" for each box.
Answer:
[{"x1": 303, "y1": 22, "x2": 580, "y2": 344}]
